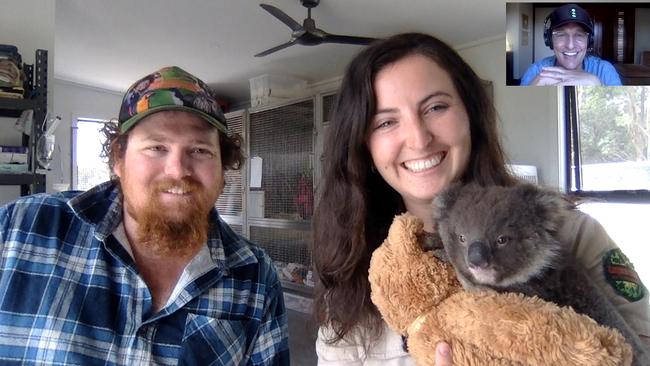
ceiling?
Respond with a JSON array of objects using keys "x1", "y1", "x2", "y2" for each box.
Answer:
[{"x1": 55, "y1": 0, "x2": 504, "y2": 104}]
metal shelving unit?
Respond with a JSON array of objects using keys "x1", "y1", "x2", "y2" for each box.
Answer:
[{"x1": 0, "y1": 49, "x2": 47, "y2": 196}]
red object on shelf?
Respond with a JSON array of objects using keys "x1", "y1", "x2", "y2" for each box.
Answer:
[{"x1": 294, "y1": 174, "x2": 313, "y2": 219}]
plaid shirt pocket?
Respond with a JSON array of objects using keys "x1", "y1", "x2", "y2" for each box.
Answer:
[{"x1": 179, "y1": 314, "x2": 247, "y2": 365}]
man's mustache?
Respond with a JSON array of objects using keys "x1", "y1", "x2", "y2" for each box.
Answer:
[{"x1": 151, "y1": 178, "x2": 202, "y2": 194}]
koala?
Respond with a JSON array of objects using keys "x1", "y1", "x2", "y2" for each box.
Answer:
[{"x1": 431, "y1": 183, "x2": 650, "y2": 365}]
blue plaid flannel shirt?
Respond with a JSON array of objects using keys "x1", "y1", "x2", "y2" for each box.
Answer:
[{"x1": 0, "y1": 182, "x2": 290, "y2": 365}]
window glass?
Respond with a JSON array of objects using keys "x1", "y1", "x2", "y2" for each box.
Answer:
[
  {"x1": 73, "y1": 118, "x2": 110, "y2": 190},
  {"x1": 573, "y1": 86, "x2": 650, "y2": 192}
]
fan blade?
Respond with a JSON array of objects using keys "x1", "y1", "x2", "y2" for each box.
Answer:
[
  {"x1": 321, "y1": 34, "x2": 377, "y2": 45},
  {"x1": 255, "y1": 39, "x2": 298, "y2": 57},
  {"x1": 260, "y1": 4, "x2": 302, "y2": 32}
]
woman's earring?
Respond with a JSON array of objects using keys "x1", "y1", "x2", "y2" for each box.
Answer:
[{"x1": 370, "y1": 164, "x2": 376, "y2": 173}]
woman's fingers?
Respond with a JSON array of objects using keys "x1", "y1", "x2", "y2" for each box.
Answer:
[{"x1": 435, "y1": 342, "x2": 453, "y2": 366}]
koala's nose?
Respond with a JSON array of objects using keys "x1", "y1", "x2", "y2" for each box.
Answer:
[{"x1": 467, "y1": 241, "x2": 490, "y2": 268}]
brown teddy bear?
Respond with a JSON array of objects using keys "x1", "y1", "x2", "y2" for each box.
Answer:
[{"x1": 368, "y1": 213, "x2": 632, "y2": 366}]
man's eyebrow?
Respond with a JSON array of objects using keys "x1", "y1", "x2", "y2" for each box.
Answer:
[
  {"x1": 139, "y1": 134, "x2": 215, "y2": 146},
  {"x1": 140, "y1": 134, "x2": 166, "y2": 142},
  {"x1": 374, "y1": 91, "x2": 453, "y2": 115}
]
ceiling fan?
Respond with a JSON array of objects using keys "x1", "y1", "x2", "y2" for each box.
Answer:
[{"x1": 255, "y1": 0, "x2": 376, "y2": 57}]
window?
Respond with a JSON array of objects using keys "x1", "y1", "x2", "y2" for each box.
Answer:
[
  {"x1": 566, "y1": 86, "x2": 650, "y2": 196},
  {"x1": 72, "y1": 118, "x2": 111, "y2": 190},
  {"x1": 565, "y1": 86, "x2": 650, "y2": 287}
]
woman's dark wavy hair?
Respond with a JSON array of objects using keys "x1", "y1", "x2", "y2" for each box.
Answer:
[
  {"x1": 312, "y1": 32, "x2": 517, "y2": 343},
  {"x1": 100, "y1": 118, "x2": 245, "y2": 178}
]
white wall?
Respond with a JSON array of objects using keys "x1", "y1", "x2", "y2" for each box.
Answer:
[
  {"x1": 457, "y1": 36, "x2": 560, "y2": 188},
  {"x1": 0, "y1": 0, "x2": 54, "y2": 73},
  {"x1": 635, "y1": 8, "x2": 650, "y2": 64},
  {"x1": 50, "y1": 79, "x2": 123, "y2": 192},
  {"x1": 534, "y1": 7, "x2": 555, "y2": 63},
  {"x1": 0, "y1": 0, "x2": 54, "y2": 204}
]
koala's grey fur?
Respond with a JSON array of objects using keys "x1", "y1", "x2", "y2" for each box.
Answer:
[{"x1": 432, "y1": 183, "x2": 650, "y2": 365}]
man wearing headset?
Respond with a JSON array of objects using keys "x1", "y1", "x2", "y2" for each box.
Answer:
[{"x1": 520, "y1": 4, "x2": 621, "y2": 86}]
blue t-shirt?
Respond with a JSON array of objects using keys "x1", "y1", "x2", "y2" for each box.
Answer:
[{"x1": 520, "y1": 55, "x2": 621, "y2": 86}]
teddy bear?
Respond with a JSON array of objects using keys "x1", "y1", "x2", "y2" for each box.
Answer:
[{"x1": 368, "y1": 212, "x2": 633, "y2": 366}]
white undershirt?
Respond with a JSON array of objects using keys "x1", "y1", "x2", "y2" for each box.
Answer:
[{"x1": 112, "y1": 223, "x2": 215, "y2": 308}]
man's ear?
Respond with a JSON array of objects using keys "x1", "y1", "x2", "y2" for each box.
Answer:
[{"x1": 113, "y1": 158, "x2": 123, "y2": 180}]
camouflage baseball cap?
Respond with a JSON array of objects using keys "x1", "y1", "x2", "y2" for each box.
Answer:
[{"x1": 118, "y1": 66, "x2": 228, "y2": 134}]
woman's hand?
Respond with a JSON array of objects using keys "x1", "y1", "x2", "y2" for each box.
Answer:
[{"x1": 435, "y1": 342, "x2": 453, "y2": 365}]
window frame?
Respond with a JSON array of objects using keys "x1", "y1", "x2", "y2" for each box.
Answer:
[{"x1": 564, "y1": 86, "x2": 650, "y2": 203}]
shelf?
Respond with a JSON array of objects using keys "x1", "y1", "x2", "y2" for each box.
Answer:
[
  {"x1": 0, "y1": 49, "x2": 48, "y2": 196},
  {"x1": 0, "y1": 173, "x2": 45, "y2": 192},
  {"x1": 248, "y1": 217, "x2": 311, "y2": 230},
  {"x1": 282, "y1": 280, "x2": 314, "y2": 297},
  {"x1": 0, "y1": 173, "x2": 45, "y2": 196},
  {"x1": 0, "y1": 97, "x2": 36, "y2": 118}
]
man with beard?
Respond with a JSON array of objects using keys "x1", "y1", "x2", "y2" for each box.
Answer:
[
  {"x1": 520, "y1": 3, "x2": 621, "y2": 86},
  {"x1": 0, "y1": 66, "x2": 290, "y2": 365}
]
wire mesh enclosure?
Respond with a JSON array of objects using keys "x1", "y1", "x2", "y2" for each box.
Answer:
[
  {"x1": 249, "y1": 100, "x2": 314, "y2": 221},
  {"x1": 250, "y1": 225, "x2": 313, "y2": 288},
  {"x1": 248, "y1": 99, "x2": 315, "y2": 291}
]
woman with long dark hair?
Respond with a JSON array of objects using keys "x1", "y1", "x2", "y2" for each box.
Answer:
[{"x1": 312, "y1": 33, "x2": 649, "y2": 364}]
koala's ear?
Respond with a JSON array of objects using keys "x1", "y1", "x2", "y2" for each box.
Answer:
[
  {"x1": 515, "y1": 183, "x2": 569, "y2": 232},
  {"x1": 432, "y1": 182, "x2": 464, "y2": 220}
]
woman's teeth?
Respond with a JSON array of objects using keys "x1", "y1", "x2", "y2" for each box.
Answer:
[{"x1": 403, "y1": 154, "x2": 442, "y2": 172}]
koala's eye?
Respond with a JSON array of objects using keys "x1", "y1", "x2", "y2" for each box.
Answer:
[
  {"x1": 458, "y1": 234, "x2": 466, "y2": 243},
  {"x1": 496, "y1": 235, "x2": 510, "y2": 246}
]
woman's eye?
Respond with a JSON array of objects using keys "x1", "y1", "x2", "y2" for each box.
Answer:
[
  {"x1": 425, "y1": 104, "x2": 448, "y2": 114},
  {"x1": 147, "y1": 146, "x2": 165, "y2": 152},
  {"x1": 374, "y1": 119, "x2": 395, "y2": 130}
]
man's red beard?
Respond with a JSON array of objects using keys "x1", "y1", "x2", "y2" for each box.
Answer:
[{"x1": 122, "y1": 178, "x2": 216, "y2": 257}]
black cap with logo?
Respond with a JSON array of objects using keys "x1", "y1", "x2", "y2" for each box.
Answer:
[{"x1": 543, "y1": 4, "x2": 594, "y2": 48}]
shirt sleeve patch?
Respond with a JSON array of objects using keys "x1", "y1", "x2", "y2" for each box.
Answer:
[{"x1": 603, "y1": 248, "x2": 645, "y2": 302}]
